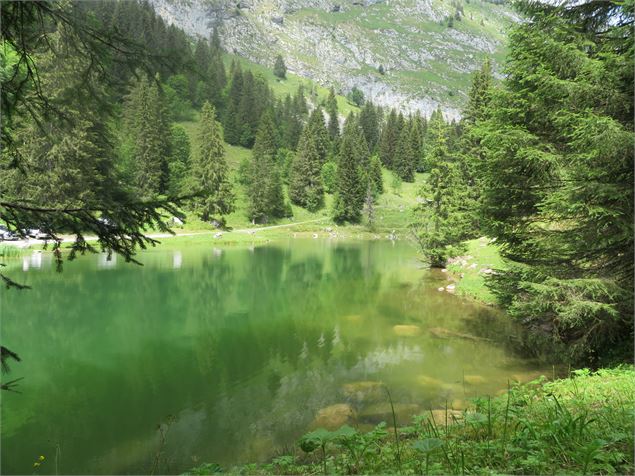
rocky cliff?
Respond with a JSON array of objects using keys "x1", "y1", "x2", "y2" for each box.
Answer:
[{"x1": 150, "y1": 0, "x2": 517, "y2": 118}]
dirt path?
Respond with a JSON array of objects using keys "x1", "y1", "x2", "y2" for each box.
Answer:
[{"x1": 2, "y1": 218, "x2": 330, "y2": 248}]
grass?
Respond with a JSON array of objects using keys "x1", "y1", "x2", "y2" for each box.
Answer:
[
  {"x1": 446, "y1": 237, "x2": 506, "y2": 305},
  {"x1": 187, "y1": 367, "x2": 635, "y2": 475}
]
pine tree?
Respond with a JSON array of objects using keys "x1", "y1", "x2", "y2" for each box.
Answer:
[
  {"x1": 464, "y1": 59, "x2": 492, "y2": 125},
  {"x1": 307, "y1": 107, "x2": 330, "y2": 164},
  {"x1": 281, "y1": 97, "x2": 303, "y2": 150},
  {"x1": 289, "y1": 133, "x2": 324, "y2": 211},
  {"x1": 124, "y1": 75, "x2": 171, "y2": 197},
  {"x1": 326, "y1": 86, "x2": 340, "y2": 140},
  {"x1": 378, "y1": 108, "x2": 401, "y2": 169},
  {"x1": 189, "y1": 102, "x2": 235, "y2": 225},
  {"x1": 363, "y1": 183, "x2": 375, "y2": 230},
  {"x1": 167, "y1": 125, "x2": 190, "y2": 196},
  {"x1": 346, "y1": 86, "x2": 365, "y2": 107},
  {"x1": 412, "y1": 120, "x2": 469, "y2": 267},
  {"x1": 394, "y1": 123, "x2": 416, "y2": 182},
  {"x1": 238, "y1": 71, "x2": 258, "y2": 147},
  {"x1": 410, "y1": 115, "x2": 425, "y2": 172},
  {"x1": 369, "y1": 154, "x2": 383, "y2": 195},
  {"x1": 358, "y1": 101, "x2": 380, "y2": 153},
  {"x1": 475, "y1": 1, "x2": 634, "y2": 362},
  {"x1": 247, "y1": 112, "x2": 287, "y2": 222},
  {"x1": 223, "y1": 64, "x2": 244, "y2": 145},
  {"x1": 332, "y1": 116, "x2": 365, "y2": 223},
  {"x1": 293, "y1": 84, "x2": 308, "y2": 117},
  {"x1": 289, "y1": 108, "x2": 329, "y2": 210},
  {"x1": 273, "y1": 54, "x2": 287, "y2": 79}
]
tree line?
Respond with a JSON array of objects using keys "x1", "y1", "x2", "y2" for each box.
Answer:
[{"x1": 411, "y1": 0, "x2": 633, "y2": 365}]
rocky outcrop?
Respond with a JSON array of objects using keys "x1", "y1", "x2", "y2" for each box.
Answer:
[{"x1": 149, "y1": 0, "x2": 517, "y2": 117}]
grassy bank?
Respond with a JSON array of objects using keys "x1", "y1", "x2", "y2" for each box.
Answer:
[
  {"x1": 445, "y1": 238, "x2": 506, "y2": 305},
  {"x1": 187, "y1": 367, "x2": 635, "y2": 475}
]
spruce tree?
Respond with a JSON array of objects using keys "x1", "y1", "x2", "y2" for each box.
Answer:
[
  {"x1": 475, "y1": 1, "x2": 634, "y2": 362},
  {"x1": 378, "y1": 108, "x2": 400, "y2": 168},
  {"x1": 124, "y1": 75, "x2": 171, "y2": 197},
  {"x1": 332, "y1": 116, "x2": 365, "y2": 223},
  {"x1": 167, "y1": 125, "x2": 191, "y2": 196},
  {"x1": 189, "y1": 102, "x2": 235, "y2": 225},
  {"x1": 326, "y1": 86, "x2": 340, "y2": 140},
  {"x1": 289, "y1": 132, "x2": 324, "y2": 211},
  {"x1": 223, "y1": 65, "x2": 244, "y2": 145},
  {"x1": 412, "y1": 120, "x2": 469, "y2": 267},
  {"x1": 247, "y1": 112, "x2": 287, "y2": 222},
  {"x1": 464, "y1": 59, "x2": 492, "y2": 125},
  {"x1": 369, "y1": 154, "x2": 383, "y2": 195},
  {"x1": 273, "y1": 54, "x2": 287, "y2": 79},
  {"x1": 358, "y1": 101, "x2": 380, "y2": 153},
  {"x1": 289, "y1": 108, "x2": 329, "y2": 210},
  {"x1": 394, "y1": 124, "x2": 416, "y2": 182}
]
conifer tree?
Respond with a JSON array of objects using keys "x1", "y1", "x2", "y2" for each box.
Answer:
[
  {"x1": 223, "y1": 65, "x2": 244, "y2": 145},
  {"x1": 321, "y1": 161, "x2": 338, "y2": 194},
  {"x1": 289, "y1": 108, "x2": 329, "y2": 210},
  {"x1": 410, "y1": 115, "x2": 425, "y2": 172},
  {"x1": 369, "y1": 155, "x2": 383, "y2": 195},
  {"x1": 394, "y1": 124, "x2": 416, "y2": 182},
  {"x1": 326, "y1": 86, "x2": 340, "y2": 140},
  {"x1": 189, "y1": 102, "x2": 235, "y2": 225},
  {"x1": 308, "y1": 107, "x2": 330, "y2": 164},
  {"x1": 464, "y1": 59, "x2": 492, "y2": 125},
  {"x1": 412, "y1": 120, "x2": 470, "y2": 267},
  {"x1": 238, "y1": 71, "x2": 258, "y2": 147},
  {"x1": 124, "y1": 75, "x2": 171, "y2": 197},
  {"x1": 332, "y1": 116, "x2": 365, "y2": 223},
  {"x1": 273, "y1": 54, "x2": 287, "y2": 79},
  {"x1": 167, "y1": 125, "x2": 191, "y2": 196},
  {"x1": 289, "y1": 132, "x2": 324, "y2": 211},
  {"x1": 293, "y1": 84, "x2": 308, "y2": 117},
  {"x1": 378, "y1": 108, "x2": 400, "y2": 168},
  {"x1": 247, "y1": 112, "x2": 287, "y2": 222},
  {"x1": 280, "y1": 94, "x2": 303, "y2": 150},
  {"x1": 475, "y1": 1, "x2": 634, "y2": 362},
  {"x1": 359, "y1": 101, "x2": 380, "y2": 153}
]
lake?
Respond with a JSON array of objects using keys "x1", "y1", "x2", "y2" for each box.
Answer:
[{"x1": 1, "y1": 238, "x2": 547, "y2": 474}]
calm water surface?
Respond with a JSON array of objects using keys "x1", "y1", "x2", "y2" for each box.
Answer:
[{"x1": 2, "y1": 239, "x2": 547, "y2": 474}]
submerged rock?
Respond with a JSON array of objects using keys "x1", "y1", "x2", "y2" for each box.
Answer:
[
  {"x1": 393, "y1": 324, "x2": 421, "y2": 336},
  {"x1": 429, "y1": 409, "x2": 463, "y2": 426},
  {"x1": 342, "y1": 381, "x2": 385, "y2": 403},
  {"x1": 311, "y1": 403, "x2": 356, "y2": 430},
  {"x1": 359, "y1": 402, "x2": 421, "y2": 424},
  {"x1": 463, "y1": 374, "x2": 487, "y2": 385},
  {"x1": 428, "y1": 327, "x2": 490, "y2": 342},
  {"x1": 417, "y1": 375, "x2": 444, "y2": 387},
  {"x1": 451, "y1": 398, "x2": 466, "y2": 410}
]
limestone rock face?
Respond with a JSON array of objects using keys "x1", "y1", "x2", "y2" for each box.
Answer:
[{"x1": 149, "y1": 0, "x2": 517, "y2": 118}]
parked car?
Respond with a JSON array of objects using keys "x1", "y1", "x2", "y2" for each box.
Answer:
[
  {"x1": 0, "y1": 226, "x2": 18, "y2": 241},
  {"x1": 27, "y1": 228, "x2": 52, "y2": 240}
]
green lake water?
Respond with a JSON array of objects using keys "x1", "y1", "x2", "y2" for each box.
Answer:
[{"x1": 1, "y1": 239, "x2": 547, "y2": 474}]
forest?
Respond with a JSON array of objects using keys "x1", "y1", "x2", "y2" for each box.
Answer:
[{"x1": 0, "y1": 0, "x2": 633, "y2": 475}]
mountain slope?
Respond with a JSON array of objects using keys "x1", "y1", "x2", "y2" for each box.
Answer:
[{"x1": 151, "y1": 0, "x2": 518, "y2": 118}]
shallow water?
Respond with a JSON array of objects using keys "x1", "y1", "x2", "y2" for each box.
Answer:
[{"x1": 1, "y1": 239, "x2": 547, "y2": 474}]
